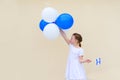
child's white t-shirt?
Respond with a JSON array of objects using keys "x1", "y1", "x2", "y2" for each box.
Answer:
[{"x1": 65, "y1": 44, "x2": 87, "y2": 80}]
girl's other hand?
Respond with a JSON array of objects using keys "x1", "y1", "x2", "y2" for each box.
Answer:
[{"x1": 85, "y1": 59, "x2": 92, "y2": 63}]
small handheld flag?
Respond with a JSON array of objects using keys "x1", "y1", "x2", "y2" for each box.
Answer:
[{"x1": 96, "y1": 58, "x2": 101, "y2": 65}]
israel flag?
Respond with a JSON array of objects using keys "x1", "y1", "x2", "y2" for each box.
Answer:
[{"x1": 96, "y1": 58, "x2": 101, "y2": 65}]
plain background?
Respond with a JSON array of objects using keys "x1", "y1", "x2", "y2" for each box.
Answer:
[{"x1": 0, "y1": 0, "x2": 120, "y2": 80}]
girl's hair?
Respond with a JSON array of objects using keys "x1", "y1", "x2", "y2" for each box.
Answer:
[{"x1": 73, "y1": 33, "x2": 82, "y2": 47}]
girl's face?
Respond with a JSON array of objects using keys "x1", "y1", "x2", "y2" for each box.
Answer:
[{"x1": 70, "y1": 35, "x2": 77, "y2": 44}]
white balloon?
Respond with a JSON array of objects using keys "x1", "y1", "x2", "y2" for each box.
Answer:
[
  {"x1": 41, "y1": 7, "x2": 59, "y2": 23},
  {"x1": 43, "y1": 23, "x2": 60, "y2": 40}
]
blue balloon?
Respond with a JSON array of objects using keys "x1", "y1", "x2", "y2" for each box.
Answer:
[
  {"x1": 39, "y1": 20, "x2": 48, "y2": 31},
  {"x1": 55, "y1": 13, "x2": 74, "y2": 29}
]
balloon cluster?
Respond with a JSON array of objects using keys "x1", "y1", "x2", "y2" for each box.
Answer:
[{"x1": 39, "y1": 7, "x2": 74, "y2": 40}]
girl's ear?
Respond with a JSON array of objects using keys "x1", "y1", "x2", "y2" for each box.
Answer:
[{"x1": 76, "y1": 39, "x2": 79, "y2": 43}]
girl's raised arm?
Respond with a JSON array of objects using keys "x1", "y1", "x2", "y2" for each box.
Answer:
[{"x1": 60, "y1": 29, "x2": 70, "y2": 45}]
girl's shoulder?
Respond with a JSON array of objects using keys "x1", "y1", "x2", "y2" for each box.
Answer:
[{"x1": 69, "y1": 44, "x2": 84, "y2": 50}]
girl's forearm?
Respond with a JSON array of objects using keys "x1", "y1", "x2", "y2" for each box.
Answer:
[
  {"x1": 80, "y1": 60, "x2": 86, "y2": 63},
  {"x1": 80, "y1": 59, "x2": 91, "y2": 63},
  {"x1": 59, "y1": 29, "x2": 70, "y2": 45},
  {"x1": 60, "y1": 29, "x2": 66, "y2": 37}
]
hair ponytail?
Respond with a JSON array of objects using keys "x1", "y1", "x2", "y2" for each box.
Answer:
[{"x1": 79, "y1": 43, "x2": 81, "y2": 47}]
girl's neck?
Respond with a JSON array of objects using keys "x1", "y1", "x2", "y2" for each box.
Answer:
[{"x1": 73, "y1": 43, "x2": 80, "y2": 48}]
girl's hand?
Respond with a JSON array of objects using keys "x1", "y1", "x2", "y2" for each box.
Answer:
[{"x1": 85, "y1": 59, "x2": 92, "y2": 63}]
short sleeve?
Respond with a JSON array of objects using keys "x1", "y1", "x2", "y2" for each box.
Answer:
[{"x1": 78, "y1": 48, "x2": 84, "y2": 56}]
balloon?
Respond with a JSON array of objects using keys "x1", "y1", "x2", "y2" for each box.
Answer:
[
  {"x1": 39, "y1": 20, "x2": 48, "y2": 31},
  {"x1": 62, "y1": 28, "x2": 71, "y2": 34},
  {"x1": 55, "y1": 13, "x2": 74, "y2": 29},
  {"x1": 43, "y1": 23, "x2": 60, "y2": 40},
  {"x1": 41, "y1": 7, "x2": 59, "y2": 23}
]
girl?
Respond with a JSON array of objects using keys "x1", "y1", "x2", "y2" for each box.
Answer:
[{"x1": 60, "y1": 29, "x2": 92, "y2": 80}]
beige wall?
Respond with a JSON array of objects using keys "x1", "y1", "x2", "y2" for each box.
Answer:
[{"x1": 0, "y1": 0, "x2": 120, "y2": 80}]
